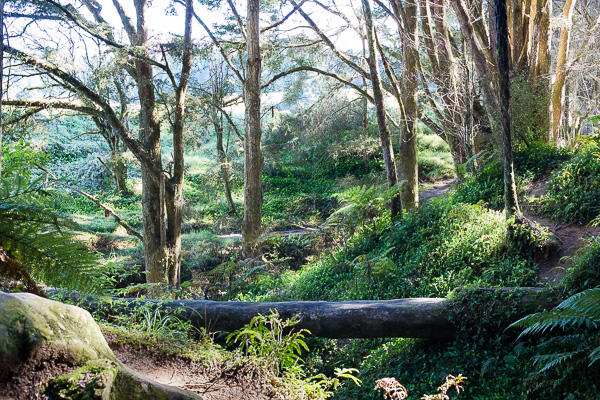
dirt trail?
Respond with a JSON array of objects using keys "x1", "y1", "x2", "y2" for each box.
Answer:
[
  {"x1": 108, "y1": 341, "x2": 276, "y2": 400},
  {"x1": 521, "y1": 178, "x2": 600, "y2": 285},
  {"x1": 419, "y1": 178, "x2": 455, "y2": 204}
]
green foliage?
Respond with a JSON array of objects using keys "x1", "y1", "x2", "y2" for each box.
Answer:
[
  {"x1": 509, "y1": 288, "x2": 600, "y2": 397},
  {"x1": 563, "y1": 236, "x2": 600, "y2": 294},
  {"x1": 336, "y1": 337, "x2": 530, "y2": 400},
  {"x1": 505, "y1": 216, "x2": 556, "y2": 259},
  {"x1": 225, "y1": 310, "x2": 361, "y2": 399},
  {"x1": 417, "y1": 132, "x2": 455, "y2": 182},
  {"x1": 2, "y1": 140, "x2": 49, "y2": 182},
  {"x1": 514, "y1": 141, "x2": 572, "y2": 180},
  {"x1": 324, "y1": 185, "x2": 393, "y2": 242},
  {"x1": 542, "y1": 135, "x2": 600, "y2": 223},
  {"x1": 454, "y1": 151, "x2": 504, "y2": 209},
  {"x1": 244, "y1": 196, "x2": 539, "y2": 304},
  {"x1": 226, "y1": 309, "x2": 310, "y2": 374},
  {"x1": 510, "y1": 73, "x2": 551, "y2": 145},
  {"x1": 0, "y1": 171, "x2": 100, "y2": 293}
]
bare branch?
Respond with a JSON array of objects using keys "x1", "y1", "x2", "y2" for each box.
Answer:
[
  {"x1": 261, "y1": 0, "x2": 309, "y2": 33},
  {"x1": 4, "y1": 99, "x2": 101, "y2": 115},
  {"x1": 39, "y1": 165, "x2": 143, "y2": 241}
]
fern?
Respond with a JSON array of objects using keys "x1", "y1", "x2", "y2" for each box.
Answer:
[
  {"x1": 0, "y1": 174, "x2": 100, "y2": 293},
  {"x1": 510, "y1": 288, "x2": 600, "y2": 373}
]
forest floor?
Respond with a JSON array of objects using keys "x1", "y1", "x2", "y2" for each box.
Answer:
[
  {"x1": 107, "y1": 337, "x2": 278, "y2": 400},
  {"x1": 216, "y1": 178, "x2": 457, "y2": 241},
  {"x1": 521, "y1": 176, "x2": 600, "y2": 285}
]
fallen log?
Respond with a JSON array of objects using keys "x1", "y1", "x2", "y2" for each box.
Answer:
[{"x1": 56, "y1": 287, "x2": 561, "y2": 340}]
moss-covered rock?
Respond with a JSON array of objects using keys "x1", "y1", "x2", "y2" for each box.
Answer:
[
  {"x1": 0, "y1": 292, "x2": 202, "y2": 400},
  {"x1": 43, "y1": 359, "x2": 119, "y2": 400},
  {"x1": 0, "y1": 291, "x2": 117, "y2": 379}
]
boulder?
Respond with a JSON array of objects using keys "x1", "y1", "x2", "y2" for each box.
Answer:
[{"x1": 0, "y1": 292, "x2": 201, "y2": 400}]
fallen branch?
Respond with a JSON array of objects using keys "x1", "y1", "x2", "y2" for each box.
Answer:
[{"x1": 38, "y1": 166, "x2": 143, "y2": 241}]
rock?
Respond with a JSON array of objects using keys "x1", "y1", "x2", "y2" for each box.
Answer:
[{"x1": 0, "y1": 292, "x2": 202, "y2": 400}]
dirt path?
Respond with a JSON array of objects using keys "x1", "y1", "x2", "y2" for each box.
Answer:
[
  {"x1": 108, "y1": 341, "x2": 277, "y2": 400},
  {"x1": 521, "y1": 178, "x2": 600, "y2": 285},
  {"x1": 419, "y1": 178, "x2": 455, "y2": 204}
]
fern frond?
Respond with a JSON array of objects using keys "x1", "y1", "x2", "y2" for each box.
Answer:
[
  {"x1": 511, "y1": 289, "x2": 600, "y2": 338},
  {"x1": 587, "y1": 345, "x2": 600, "y2": 366},
  {"x1": 512, "y1": 309, "x2": 598, "y2": 338},
  {"x1": 533, "y1": 351, "x2": 580, "y2": 373},
  {"x1": 0, "y1": 217, "x2": 98, "y2": 292},
  {"x1": 556, "y1": 288, "x2": 600, "y2": 321},
  {"x1": 0, "y1": 174, "x2": 47, "y2": 202}
]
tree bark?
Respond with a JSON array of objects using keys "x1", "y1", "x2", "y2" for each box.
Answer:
[
  {"x1": 242, "y1": 0, "x2": 264, "y2": 246},
  {"x1": 65, "y1": 287, "x2": 560, "y2": 339},
  {"x1": 551, "y1": 0, "x2": 576, "y2": 143},
  {"x1": 134, "y1": 0, "x2": 168, "y2": 283},
  {"x1": 0, "y1": 0, "x2": 3, "y2": 180},
  {"x1": 397, "y1": 0, "x2": 420, "y2": 210},
  {"x1": 362, "y1": 0, "x2": 401, "y2": 218},
  {"x1": 216, "y1": 115, "x2": 236, "y2": 214},
  {"x1": 496, "y1": 0, "x2": 520, "y2": 218},
  {"x1": 165, "y1": 0, "x2": 193, "y2": 287}
]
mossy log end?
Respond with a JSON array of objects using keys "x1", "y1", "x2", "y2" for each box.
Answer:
[{"x1": 62, "y1": 287, "x2": 561, "y2": 340}]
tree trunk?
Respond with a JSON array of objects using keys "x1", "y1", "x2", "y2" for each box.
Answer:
[
  {"x1": 496, "y1": 0, "x2": 520, "y2": 218},
  {"x1": 452, "y1": 0, "x2": 501, "y2": 138},
  {"x1": 397, "y1": 0, "x2": 420, "y2": 210},
  {"x1": 134, "y1": 0, "x2": 168, "y2": 283},
  {"x1": 216, "y1": 116, "x2": 236, "y2": 214},
  {"x1": 362, "y1": 0, "x2": 402, "y2": 218},
  {"x1": 0, "y1": 0, "x2": 4, "y2": 180},
  {"x1": 242, "y1": 0, "x2": 263, "y2": 246},
  {"x1": 551, "y1": 0, "x2": 576, "y2": 143},
  {"x1": 111, "y1": 151, "x2": 128, "y2": 193},
  {"x1": 165, "y1": 0, "x2": 193, "y2": 287},
  {"x1": 67, "y1": 287, "x2": 560, "y2": 339}
]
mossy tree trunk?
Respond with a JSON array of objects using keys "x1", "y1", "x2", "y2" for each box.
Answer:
[
  {"x1": 396, "y1": 0, "x2": 420, "y2": 210},
  {"x1": 496, "y1": 0, "x2": 520, "y2": 218},
  {"x1": 165, "y1": 0, "x2": 193, "y2": 286},
  {"x1": 242, "y1": 0, "x2": 264, "y2": 247},
  {"x1": 134, "y1": 0, "x2": 169, "y2": 283},
  {"x1": 362, "y1": 0, "x2": 402, "y2": 218},
  {"x1": 69, "y1": 288, "x2": 561, "y2": 340}
]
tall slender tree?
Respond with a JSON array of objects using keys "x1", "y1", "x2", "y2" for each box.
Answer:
[
  {"x1": 551, "y1": 0, "x2": 577, "y2": 143},
  {"x1": 496, "y1": 0, "x2": 520, "y2": 218},
  {"x1": 242, "y1": 0, "x2": 264, "y2": 246},
  {"x1": 362, "y1": 0, "x2": 402, "y2": 218},
  {"x1": 0, "y1": 0, "x2": 4, "y2": 180}
]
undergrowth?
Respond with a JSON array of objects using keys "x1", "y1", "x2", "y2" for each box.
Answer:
[{"x1": 541, "y1": 134, "x2": 600, "y2": 224}]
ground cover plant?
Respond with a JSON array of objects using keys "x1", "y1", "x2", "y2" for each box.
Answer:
[{"x1": 3, "y1": 0, "x2": 600, "y2": 396}]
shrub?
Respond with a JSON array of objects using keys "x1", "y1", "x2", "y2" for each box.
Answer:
[
  {"x1": 542, "y1": 135, "x2": 600, "y2": 223},
  {"x1": 562, "y1": 236, "x2": 600, "y2": 294},
  {"x1": 514, "y1": 141, "x2": 572, "y2": 180}
]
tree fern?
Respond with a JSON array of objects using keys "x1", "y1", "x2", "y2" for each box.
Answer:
[{"x1": 0, "y1": 174, "x2": 100, "y2": 293}]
